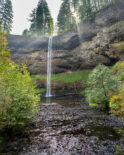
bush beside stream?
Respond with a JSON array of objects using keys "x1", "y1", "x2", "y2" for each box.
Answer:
[
  {"x1": 85, "y1": 61, "x2": 124, "y2": 118},
  {"x1": 0, "y1": 31, "x2": 40, "y2": 145}
]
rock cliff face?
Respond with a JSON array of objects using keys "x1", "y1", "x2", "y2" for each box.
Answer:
[{"x1": 7, "y1": 0, "x2": 124, "y2": 74}]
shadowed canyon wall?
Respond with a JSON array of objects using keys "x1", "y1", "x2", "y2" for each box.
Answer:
[{"x1": 7, "y1": 0, "x2": 124, "y2": 74}]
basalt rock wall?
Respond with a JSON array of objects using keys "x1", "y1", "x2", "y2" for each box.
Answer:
[{"x1": 7, "y1": 0, "x2": 124, "y2": 74}]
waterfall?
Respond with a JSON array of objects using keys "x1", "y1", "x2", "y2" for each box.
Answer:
[
  {"x1": 69, "y1": 0, "x2": 82, "y2": 43},
  {"x1": 46, "y1": 36, "x2": 53, "y2": 97},
  {"x1": 74, "y1": 12, "x2": 82, "y2": 43}
]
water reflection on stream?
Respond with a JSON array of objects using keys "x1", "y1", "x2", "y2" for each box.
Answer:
[{"x1": 1, "y1": 96, "x2": 124, "y2": 154}]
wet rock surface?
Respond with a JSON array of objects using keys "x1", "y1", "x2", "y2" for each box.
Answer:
[{"x1": 1, "y1": 96, "x2": 124, "y2": 155}]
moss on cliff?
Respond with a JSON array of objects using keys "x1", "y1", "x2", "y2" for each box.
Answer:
[
  {"x1": 111, "y1": 41, "x2": 124, "y2": 51},
  {"x1": 107, "y1": 21, "x2": 124, "y2": 33}
]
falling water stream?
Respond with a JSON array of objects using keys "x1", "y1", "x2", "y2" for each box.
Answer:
[
  {"x1": 75, "y1": 13, "x2": 82, "y2": 42},
  {"x1": 46, "y1": 37, "x2": 53, "y2": 97}
]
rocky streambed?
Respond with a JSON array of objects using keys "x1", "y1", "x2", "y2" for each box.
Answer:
[{"x1": 1, "y1": 95, "x2": 124, "y2": 155}]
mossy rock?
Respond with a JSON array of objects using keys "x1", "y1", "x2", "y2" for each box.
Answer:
[
  {"x1": 112, "y1": 61, "x2": 124, "y2": 81},
  {"x1": 111, "y1": 41, "x2": 124, "y2": 52},
  {"x1": 107, "y1": 21, "x2": 124, "y2": 33}
]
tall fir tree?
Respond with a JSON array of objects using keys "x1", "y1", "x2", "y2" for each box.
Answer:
[
  {"x1": 29, "y1": 9, "x2": 36, "y2": 34},
  {"x1": 36, "y1": 0, "x2": 53, "y2": 36},
  {"x1": 0, "y1": 0, "x2": 4, "y2": 23},
  {"x1": 57, "y1": 0, "x2": 75, "y2": 34},
  {"x1": 79, "y1": 0, "x2": 114, "y2": 21},
  {"x1": 57, "y1": 0, "x2": 115, "y2": 34},
  {"x1": 79, "y1": 0, "x2": 93, "y2": 21},
  {"x1": 2, "y1": 0, "x2": 13, "y2": 32},
  {"x1": 71, "y1": 0, "x2": 79, "y2": 10}
]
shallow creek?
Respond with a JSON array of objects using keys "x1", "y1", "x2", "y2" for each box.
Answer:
[{"x1": 1, "y1": 95, "x2": 124, "y2": 154}]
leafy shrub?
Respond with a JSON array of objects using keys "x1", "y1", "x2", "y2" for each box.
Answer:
[
  {"x1": 0, "y1": 28, "x2": 40, "y2": 131},
  {"x1": 109, "y1": 91, "x2": 124, "y2": 117},
  {"x1": 0, "y1": 29, "x2": 10, "y2": 59},
  {"x1": 86, "y1": 65, "x2": 120, "y2": 109},
  {"x1": 112, "y1": 61, "x2": 124, "y2": 81},
  {"x1": 0, "y1": 62, "x2": 40, "y2": 130},
  {"x1": 109, "y1": 61, "x2": 124, "y2": 117}
]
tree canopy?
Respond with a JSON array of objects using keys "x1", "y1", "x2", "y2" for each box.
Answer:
[
  {"x1": 57, "y1": 0, "x2": 75, "y2": 34},
  {"x1": 0, "y1": 0, "x2": 13, "y2": 33},
  {"x1": 57, "y1": 0, "x2": 115, "y2": 34},
  {"x1": 26, "y1": 0, "x2": 53, "y2": 37}
]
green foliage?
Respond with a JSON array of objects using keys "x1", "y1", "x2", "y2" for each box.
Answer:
[
  {"x1": 27, "y1": 0, "x2": 53, "y2": 37},
  {"x1": 32, "y1": 70, "x2": 90, "y2": 85},
  {"x1": 85, "y1": 65, "x2": 120, "y2": 109},
  {"x1": 57, "y1": 0, "x2": 116, "y2": 34},
  {"x1": 0, "y1": 0, "x2": 4, "y2": 18},
  {"x1": 79, "y1": 0, "x2": 116, "y2": 22},
  {"x1": 29, "y1": 9, "x2": 36, "y2": 35},
  {"x1": 32, "y1": 70, "x2": 90, "y2": 94},
  {"x1": 22, "y1": 29, "x2": 30, "y2": 37},
  {"x1": 52, "y1": 70, "x2": 90, "y2": 84},
  {"x1": 0, "y1": 62, "x2": 40, "y2": 130},
  {"x1": 0, "y1": 29, "x2": 40, "y2": 131},
  {"x1": 109, "y1": 61, "x2": 124, "y2": 117},
  {"x1": 112, "y1": 61, "x2": 124, "y2": 81},
  {"x1": 109, "y1": 91, "x2": 124, "y2": 117},
  {"x1": 111, "y1": 42, "x2": 124, "y2": 55},
  {"x1": 107, "y1": 21, "x2": 124, "y2": 33},
  {"x1": 0, "y1": 29, "x2": 10, "y2": 58},
  {"x1": 32, "y1": 74, "x2": 46, "y2": 81},
  {"x1": 79, "y1": 0, "x2": 93, "y2": 21},
  {"x1": 86, "y1": 62, "x2": 124, "y2": 117},
  {"x1": 115, "y1": 144, "x2": 124, "y2": 155},
  {"x1": 0, "y1": 0, "x2": 13, "y2": 32},
  {"x1": 114, "y1": 128, "x2": 124, "y2": 154},
  {"x1": 36, "y1": 88, "x2": 46, "y2": 95},
  {"x1": 72, "y1": 0, "x2": 79, "y2": 10},
  {"x1": 57, "y1": 0, "x2": 76, "y2": 34}
]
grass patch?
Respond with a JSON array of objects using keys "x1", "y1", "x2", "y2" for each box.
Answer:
[
  {"x1": 32, "y1": 70, "x2": 91, "y2": 94},
  {"x1": 32, "y1": 70, "x2": 91, "y2": 84},
  {"x1": 52, "y1": 70, "x2": 90, "y2": 84},
  {"x1": 32, "y1": 74, "x2": 46, "y2": 81},
  {"x1": 36, "y1": 88, "x2": 46, "y2": 95}
]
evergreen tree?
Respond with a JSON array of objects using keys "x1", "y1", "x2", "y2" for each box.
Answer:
[
  {"x1": 29, "y1": 9, "x2": 36, "y2": 34},
  {"x1": 57, "y1": 0, "x2": 75, "y2": 34},
  {"x1": 2, "y1": 0, "x2": 13, "y2": 32},
  {"x1": 57, "y1": 0, "x2": 115, "y2": 33},
  {"x1": 79, "y1": 0, "x2": 114, "y2": 21},
  {"x1": 22, "y1": 29, "x2": 29, "y2": 37},
  {"x1": 0, "y1": 0, "x2": 4, "y2": 20},
  {"x1": 36, "y1": 0, "x2": 53, "y2": 36},
  {"x1": 79, "y1": 0, "x2": 93, "y2": 21},
  {"x1": 72, "y1": 0, "x2": 79, "y2": 10}
]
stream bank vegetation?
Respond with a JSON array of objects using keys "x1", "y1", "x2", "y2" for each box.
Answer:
[
  {"x1": 85, "y1": 62, "x2": 124, "y2": 153},
  {"x1": 33, "y1": 61, "x2": 124, "y2": 119},
  {"x1": 32, "y1": 70, "x2": 90, "y2": 95},
  {"x1": 86, "y1": 61, "x2": 124, "y2": 118},
  {"x1": 0, "y1": 28, "x2": 40, "y2": 144}
]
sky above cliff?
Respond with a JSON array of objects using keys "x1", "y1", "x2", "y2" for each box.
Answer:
[{"x1": 11, "y1": 0, "x2": 62, "y2": 35}]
